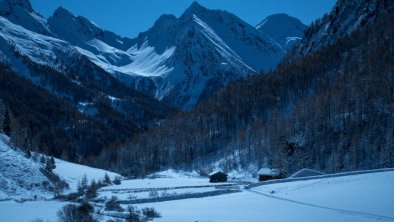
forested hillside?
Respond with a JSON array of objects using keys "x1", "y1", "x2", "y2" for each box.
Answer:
[
  {"x1": 0, "y1": 62, "x2": 174, "y2": 163},
  {"x1": 100, "y1": 3, "x2": 393, "y2": 176}
]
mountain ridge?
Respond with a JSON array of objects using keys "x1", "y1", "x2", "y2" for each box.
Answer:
[
  {"x1": 43, "y1": 2, "x2": 285, "y2": 108},
  {"x1": 0, "y1": 0, "x2": 49, "y2": 34},
  {"x1": 294, "y1": 0, "x2": 392, "y2": 56},
  {"x1": 256, "y1": 13, "x2": 307, "y2": 50}
]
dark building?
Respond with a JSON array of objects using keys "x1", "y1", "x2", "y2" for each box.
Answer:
[
  {"x1": 209, "y1": 172, "x2": 228, "y2": 183},
  {"x1": 257, "y1": 168, "x2": 282, "y2": 181}
]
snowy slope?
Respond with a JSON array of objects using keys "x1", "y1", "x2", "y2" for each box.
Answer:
[
  {"x1": 0, "y1": 134, "x2": 51, "y2": 200},
  {"x1": 47, "y1": 7, "x2": 136, "y2": 75},
  {"x1": 53, "y1": 158, "x2": 120, "y2": 191},
  {"x1": 0, "y1": 131, "x2": 120, "y2": 199},
  {"x1": 0, "y1": 16, "x2": 76, "y2": 75},
  {"x1": 48, "y1": 7, "x2": 177, "y2": 83},
  {"x1": 257, "y1": 13, "x2": 307, "y2": 50}
]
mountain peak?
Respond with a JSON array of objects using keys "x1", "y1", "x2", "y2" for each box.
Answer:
[
  {"x1": 154, "y1": 14, "x2": 177, "y2": 27},
  {"x1": 189, "y1": 1, "x2": 204, "y2": 10},
  {"x1": 0, "y1": 0, "x2": 49, "y2": 34},
  {"x1": 49, "y1": 6, "x2": 100, "y2": 36},
  {"x1": 52, "y1": 6, "x2": 75, "y2": 19},
  {"x1": 256, "y1": 13, "x2": 306, "y2": 50},
  {"x1": 0, "y1": 0, "x2": 33, "y2": 13},
  {"x1": 185, "y1": 1, "x2": 207, "y2": 14},
  {"x1": 256, "y1": 13, "x2": 305, "y2": 30}
]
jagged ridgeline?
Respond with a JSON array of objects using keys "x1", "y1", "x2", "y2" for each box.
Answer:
[{"x1": 103, "y1": 0, "x2": 394, "y2": 176}]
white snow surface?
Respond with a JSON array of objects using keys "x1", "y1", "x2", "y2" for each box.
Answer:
[
  {"x1": 289, "y1": 168, "x2": 325, "y2": 178},
  {"x1": 53, "y1": 158, "x2": 120, "y2": 191},
  {"x1": 0, "y1": 200, "x2": 67, "y2": 222},
  {"x1": 257, "y1": 168, "x2": 281, "y2": 176},
  {"x1": 123, "y1": 41, "x2": 175, "y2": 77},
  {"x1": 135, "y1": 170, "x2": 394, "y2": 222},
  {"x1": 102, "y1": 169, "x2": 227, "y2": 191}
]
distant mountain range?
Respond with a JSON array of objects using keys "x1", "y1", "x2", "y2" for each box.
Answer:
[{"x1": 0, "y1": 0, "x2": 306, "y2": 109}]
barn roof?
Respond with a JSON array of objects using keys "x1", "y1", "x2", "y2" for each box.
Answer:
[
  {"x1": 208, "y1": 171, "x2": 227, "y2": 177},
  {"x1": 257, "y1": 168, "x2": 280, "y2": 176}
]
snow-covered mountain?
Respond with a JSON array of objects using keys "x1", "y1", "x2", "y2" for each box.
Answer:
[
  {"x1": 256, "y1": 13, "x2": 307, "y2": 50},
  {"x1": 131, "y1": 2, "x2": 285, "y2": 108},
  {"x1": 0, "y1": 0, "x2": 289, "y2": 110},
  {"x1": 0, "y1": 0, "x2": 176, "y2": 162},
  {"x1": 48, "y1": 7, "x2": 135, "y2": 71},
  {"x1": 46, "y1": 2, "x2": 285, "y2": 108},
  {"x1": 0, "y1": 0, "x2": 49, "y2": 34},
  {"x1": 0, "y1": 14, "x2": 78, "y2": 75},
  {"x1": 295, "y1": 0, "x2": 392, "y2": 56}
]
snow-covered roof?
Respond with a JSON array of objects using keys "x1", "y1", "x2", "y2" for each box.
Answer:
[
  {"x1": 289, "y1": 168, "x2": 325, "y2": 178},
  {"x1": 257, "y1": 168, "x2": 280, "y2": 176}
]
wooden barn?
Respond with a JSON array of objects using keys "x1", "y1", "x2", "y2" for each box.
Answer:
[
  {"x1": 257, "y1": 168, "x2": 282, "y2": 181},
  {"x1": 209, "y1": 171, "x2": 228, "y2": 183}
]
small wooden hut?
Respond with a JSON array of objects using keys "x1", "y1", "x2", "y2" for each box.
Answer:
[
  {"x1": 257, "y1": 168, "x2": 281, "y2": 181},
  {"x1": 209, "y1": 171, "x2": 228, "y2": 183}
]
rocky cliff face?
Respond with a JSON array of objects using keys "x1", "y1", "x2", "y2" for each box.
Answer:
[{"x1": 295, "y1": 0, "x2": 392, "y2": 56}]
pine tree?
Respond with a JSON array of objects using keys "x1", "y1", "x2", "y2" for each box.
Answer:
[
  {"x1": 85, "y1": 180, "x2": 98, "y2": 200},
  {"x1": 103, "y1": 173, "x2": 111, "y2": 185},
  {"x1": 81, "y1": 174, "x2": 88, "y2": 191},
  {"x1": 45, "y1": 157, "x2": 56, "y2": 171},
  {"x1": 40, "y1": 155, "x2": 46, "y2": 164},
  {"x1": 0, "y1": 99, "x2": 5, "y2": 132},
  {"x1": 2, "y1": 108, "x2": 12, "y2": 136}
]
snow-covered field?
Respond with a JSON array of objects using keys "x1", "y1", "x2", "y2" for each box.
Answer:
[
  {"x1": 1, "y1": 168, "x2": 394, "y2": 222},
  {"x1": 0, "y1": 200, "x2": 68, "y2": 222},
  {"x1": 134, "y1": 170, "x2": 394, "y2": 222},
  {"x1": 1, "y1": 134, "x2": 393, "y2": 222}
]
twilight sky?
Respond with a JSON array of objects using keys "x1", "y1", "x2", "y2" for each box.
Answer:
[{"x1": 30, "y1": 0, "x2": 337, "y2": 38}]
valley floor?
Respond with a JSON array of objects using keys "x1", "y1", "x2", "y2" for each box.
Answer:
[
  {"x1": 136, "y1": 170, "x2": 394, "y2": 222},
  {"x1": 1, "y1": 168, "x2": 393, "y2": 222}
]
